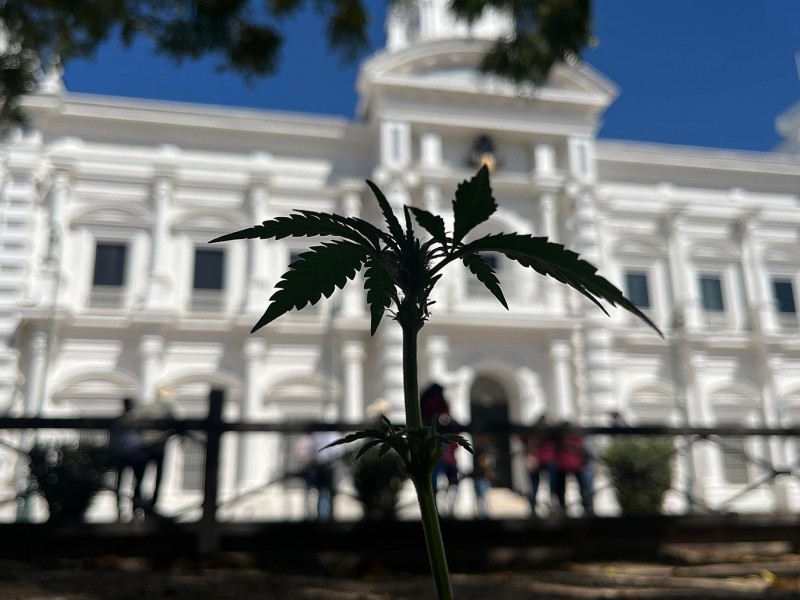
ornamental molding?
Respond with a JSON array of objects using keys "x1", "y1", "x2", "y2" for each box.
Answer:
[{"x1": 70, "y1": 202, "x2": 153, "y2": 229}]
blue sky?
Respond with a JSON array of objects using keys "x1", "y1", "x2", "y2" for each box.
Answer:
[{"x1": 63, "y1": 1, "x2": 800, "y2": 152}]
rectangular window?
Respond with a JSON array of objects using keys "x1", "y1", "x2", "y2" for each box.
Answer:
[
  {"x1": 772, "y1": 279, "x2": 796, "y2": 314},
  {"x1": 699, "y1": 275, "x2": 725, "y2": 312},
  {"x1": 624, "y1": 271, "x2": 651, "y2": 309},
  {"x1": 92, "y1": 243, "x2": 127, "y2": 287},
  {"x1": 193, "y1": 249, "x2": 224, "y2": 290}
]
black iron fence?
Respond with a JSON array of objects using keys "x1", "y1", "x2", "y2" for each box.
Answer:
[{"x1": 2, "y1": 389, "x2": 800, "y2": 547}]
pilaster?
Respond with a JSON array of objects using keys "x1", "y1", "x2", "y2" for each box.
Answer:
[
  {"x1": 239, "y1": 337, "x2": 266, "y2": 486},
  {"x1": 138, "y1": 335, "x2": 164, "y2": 405},
  {"x1": 23, "y1": 329, "x2": 49, "y2": 417},
  {"x1": 342, "y1": 339, "x2": 366, "y2": 422},
  {"x1": 244, "y1": 181, "x2": 272, "y2": 314},
  {"x1": 571, "y1": 187, "x2": 615, "y2": 421},
  {"x1": 340, "y1": 185, "x2": 366, "y2": 318},
  {"x1": 145, "y1": 174, "x2": 174, "y2": 309},
  {"x1": 550, "y1": 339, "x2": 574, "y2": 420}
]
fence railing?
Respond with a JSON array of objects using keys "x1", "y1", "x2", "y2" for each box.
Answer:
[{"x1": 2, "y1": 390, "x2": 800, "y2": 550}]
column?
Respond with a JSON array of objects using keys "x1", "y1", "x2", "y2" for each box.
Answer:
[
  {"x1": 739, "y1": 215, "x2": 775, "y2": 334},
  {"x1": 138, "y1": 335, "x2": 163, "y2": 405},
  {"x1": 533, "y1": 142, "x2": 556, "y2": 177},
  {"x1": 665, "y1": 209, "x2": 700, "y2": 331},
  {"x1": 420, "y1": 131, "x2": 442, "y2": 169},
  {"x1": 342, "y1": 339, "x2": 366, "y2": 423},
  {"x1": 572, "y1": 188, "x2": 616, "y2": 421},
  {"x1": 550, "y1": 339, "x2": 574, "y2": 420},
  {"x1": 23, "y1": 329, "x2": 49, "y2": 417},
  {"x1": 425, "y1": 335, "x2": 449, "y2": 384},
  {"x1": 41, "y1": 169, "x2": 70, "y2": 307},
  {"x1": 539, "y1": 189, "x2": 565, "y2": 313},
  {"x1": 340, "y1": 187, "x2": 365, "y2": 318},
  {"x1": 763, "y1": 355, "x2": 790, "y2": 512},
  {"x1": 238, "y1": 337, "x2": 265, "y2": 487},
  {"x1": 146, "y1": 175, "x2": 173, "y2": 309},
  {"x1": 244, "y1": 182, "x2": 271, "y2": 314}
]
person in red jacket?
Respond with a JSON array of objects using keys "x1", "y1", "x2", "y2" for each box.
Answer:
[
  {"x1": 526, "y1": 415, "x2": 558, "y2": 517},
  {"x1": 553, "y1": 421, "x2": 593, "y2": 515}
]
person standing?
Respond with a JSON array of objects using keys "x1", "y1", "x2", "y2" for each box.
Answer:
[
  {"x1": 553, "y1": 422, "x2": 593, "y2": 515},
  {"x1": 420, "y1": 383, "x2": 460, "y2": 515},
  {"x1": 526, "y1": 415, "x2": 557, "y2": 518}
]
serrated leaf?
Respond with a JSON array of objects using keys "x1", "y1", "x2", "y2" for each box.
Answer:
[
  {"x1": 363, "y1": 256, "x2": 396, "y2": 335},
  {"x1": 452, "y1": 165, "x2": 496, "y2": 244},
  {"x1": 210, "y1": 211, "x2": 370, "y2": 246},
  {"x1": 252, "y1": 241, "x2": 367, "y2": 332},
  {"x1": 321, "y1": 428, "x2": 387, "y2": 450},
  {"x1": 408, "y1": 206, "x2": 447, "y2": 246},
  {"x1": 355, "y1": 439, "x2": 384, "y2": 459},
  {"x1": 442, "y1": 434, "x2": 474, "y2": 454},
  {"x1": 366, "y1": 180, "x2": 404, "y2": 249},
  {"x1": 380, "y1": 415, "x2": 395, "y2": 434},
  {"x1": 459, "y1": 233, "x2": 662, "y2": 336},
  {"x1": 378, "y1": 443, "x2": 393, "y2": 457},
  {"x1": 462, "y1": 253, "x2": 508, "y2": 309}
]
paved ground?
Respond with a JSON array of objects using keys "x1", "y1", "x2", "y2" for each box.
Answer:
[{"x1": 2, "y1": 553, "x2": 800, "y2": 600}]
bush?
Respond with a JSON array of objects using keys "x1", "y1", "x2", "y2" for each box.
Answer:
[
  {"x1": 350, "y1": 444, "x2": 408, "y2": 520},
  {"x1": 603, "y1": 437, "x2": 674, "y2": 515},
  {"x1": 28, "y1": 443, "x2": 113, "y2": 522}
]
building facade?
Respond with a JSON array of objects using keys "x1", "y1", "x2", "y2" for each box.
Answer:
[{"x1": 2, "y1": 1, "x2": 800, "y2": 519}]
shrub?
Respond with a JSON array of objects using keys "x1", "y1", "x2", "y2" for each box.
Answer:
[
  {"x1": 350, "y1": 443, "x2": 408, "y2": 520},
  {"x1": 603, "y1": 437, "x2": 674, "y2": 515},
  {"x1": 28, "y1": 443, "x2": 112, "y2": 522}
]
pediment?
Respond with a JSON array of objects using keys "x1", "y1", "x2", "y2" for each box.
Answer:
[
  {"x1": 764, "y1": 244, "x2": 800, "y2": 264},
  {"x1": 71, "y1": 203, "x2": 152, "y2": 228},
  {"x1": 359, "y1": 38, "x2": 617, "y2": 108},
  {"x1": 172, "y1": 209, "x2": 247, "y2": 232}
]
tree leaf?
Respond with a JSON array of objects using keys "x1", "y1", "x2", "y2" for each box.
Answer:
[
  {"x1": 210, "y1": 211, "x2": 372, "y2": 247},
  {"x1": 252, "y1": 240, "x2": 367, "y2": 332},
  {"x1": 365, "y1": 180, "x2": 404, "y2": 249},
  {"x1": 363, "y1": 255, "x2": 396, "y2": 335},
  {"x1": 461, "y1": 253, "x2": 508, "y2": 309},
  {"x1": 459, "y1": 233, "x2": 662, "y2": 336},
  {"x1": 452, "y1": 165, "x2": 496, "y2": 244},
  {"x1": 409, "y1": 206, "x2": 447, "y2": 246}
]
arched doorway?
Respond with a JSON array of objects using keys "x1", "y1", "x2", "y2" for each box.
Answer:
[{"x1": 470, "y1": 376, "x2": 512, "y2": 488}]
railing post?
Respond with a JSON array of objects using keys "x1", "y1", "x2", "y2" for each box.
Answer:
[{"x1": 199, "y1": 388, "x2": 224, "y2": 554}]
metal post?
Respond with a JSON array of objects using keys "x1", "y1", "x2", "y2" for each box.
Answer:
[{"x1": 199, "y1": 388, "x2": 224, "y2": 554}]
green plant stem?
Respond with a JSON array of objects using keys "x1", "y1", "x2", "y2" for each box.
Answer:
[{"x1": 402, "y1": 321, "x2": 453, "y2": 600}]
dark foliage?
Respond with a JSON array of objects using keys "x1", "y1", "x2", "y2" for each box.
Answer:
[{"x1": 28, "y1": 442, "x2": 113, "y2": 522}]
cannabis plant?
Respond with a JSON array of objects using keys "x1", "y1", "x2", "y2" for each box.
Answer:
[{"x1": 212, "y1": 166, "x2": 659, "y2": 600}]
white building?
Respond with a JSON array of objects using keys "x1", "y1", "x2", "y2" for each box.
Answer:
[{"x1": 2, "y1": 0, "x2": 800, "y2": 520}]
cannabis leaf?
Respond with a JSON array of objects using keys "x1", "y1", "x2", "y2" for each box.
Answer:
[
  {"x1": 251, "y1": 241, "x2": 367, "y2": 332},
  {"x1": 452, "y1": 165, "x2": 496, "y2": 244}
]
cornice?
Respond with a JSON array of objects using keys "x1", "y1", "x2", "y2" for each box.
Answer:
[
  {"x1": 597, "y1": 139, "x2": 800, "y2": 177},
  {"x1": 23, "y1": 92, "x2": 355, "y2": 140}
]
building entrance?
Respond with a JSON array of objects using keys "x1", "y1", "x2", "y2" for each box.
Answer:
[{"x1": 469, "y1": 376, "x2": 512, "y2": 489}]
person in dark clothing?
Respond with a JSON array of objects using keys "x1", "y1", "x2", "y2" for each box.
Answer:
[
  {"x1": 526, "y1": 414, "x2": 557, "y2": 517},
  {"x1": 420, "y1": 383, "x2": 460, "y2": 514}
]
